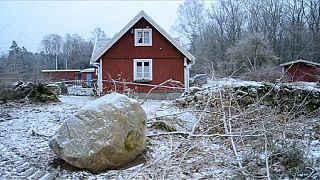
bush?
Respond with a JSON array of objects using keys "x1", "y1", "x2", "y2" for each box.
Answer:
[
  {"x1": 241, "y1": 67, "x2": 289, "y2": 83},
  {"x1": 270, "y1": 142, "x2": 308, "y2": 176}
]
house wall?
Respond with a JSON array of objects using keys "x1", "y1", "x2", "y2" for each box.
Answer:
[
  {"x1": 101, "y1": 18, "x2": 185, "y2": 93},
  {"x1": 285, "y1": 63, "x2": 319, "y2": 82},
  {"x1": 42, "y1": 71, "x2": 81, "y2": 81}
]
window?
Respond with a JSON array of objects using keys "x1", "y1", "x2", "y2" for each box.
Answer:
[
  {"x1": 134, "y1": 59, "x2": 152, "y2": 82},
  {"x1": 134, "y1": 29, "x2": 152, "y2": 46}
]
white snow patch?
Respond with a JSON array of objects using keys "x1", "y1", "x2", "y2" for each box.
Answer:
[
  {"x1": 84, "y1": 93, "x2": 138, "y2": 112},
  {"x1": 67, "y1": 85, "x2": 94, "y2": 96},
  {"x1": 206, "y1": 78, "x2": 263, "y2": 89},
  {"x1": 309, "y1": 140, "x2": 320, "y2": 158}
]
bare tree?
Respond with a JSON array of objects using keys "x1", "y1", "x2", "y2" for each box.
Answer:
[
  {"x1": 201, "y1": 0, "x2": 247, "y2": 74},
  {"x1": 40, "y1": 33, "x2": 62, "y2": 70},
  {"x1": 306, "y1": 0, "x2": 320, "y2": 61},
  {"x1": 282, "y1": 0, "x2": 308, "y2": 60},
  {"x1": 219, "y1": 0, "x2": 246, "y2": 45},
  {"x1": 175, "y1": 0, "x2": 320, "y2": 75},
  {"x1": 175, "y1": 0, "x2": 207, "y2": 74},
  {"x1": 62, "y1": 33, "x2": 93, "y2": 69},
  {"x1": 91, "y1": 27, "x2": 107, "y2": 43},
  {"x1": 175, "y1": 0, "x2": 206, "y2": 52}
]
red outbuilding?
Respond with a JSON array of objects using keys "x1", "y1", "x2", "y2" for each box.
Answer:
[
  {"x1": 42, "y1": 69, "x2": 81, "y2": 82},
  {"x1": 80, "y1": 68, "x2": 98, "y2": 87},
  {"x1": 280, "y1": 59, "x2": 320, "y2": 82},
  {"x1": 90, "y1": 11, "x2": 196, "y2": 94},
  {"x1": 42, "y1": 68, "x2": 97, "y2": 87}
]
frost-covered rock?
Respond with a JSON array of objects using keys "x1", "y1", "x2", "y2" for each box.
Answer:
[
  {"x1": 27, "y1": 83, "x2": 60, "y2": 102},
  {"x1": 49, "y1": 93, "x2": 147, "y2": 173},
  {"x1": 58, "y1": 82, "x2": 68, "y2": 95},
  {"x1": 152, "y1": 113, "x2": 196, "y2": 132},
  {"x1": 0, "y1": 82, "x2": 60, "y2": 103},
  {"x1": 46, "y1": 84, "x2": 61, "y2": 95}
]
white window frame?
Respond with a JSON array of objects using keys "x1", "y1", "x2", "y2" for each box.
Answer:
[
  {"x1": 134, "y1": 28, "x2": 152, "y2": 46},
  {"x1": 133, "y1": 59, "x2": 153, "y2": 81}
]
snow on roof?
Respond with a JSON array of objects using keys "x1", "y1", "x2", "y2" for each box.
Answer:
[
  {"x1": 279, "y1": 59, "x2": 320, "y2": 67},
  {"x1": 90, "y1": 38, "x2": 111, "y2": 64},
  {"x1": 80, "y1": 68, "x2": 96, "y2": 73},
  {"x1": 90, "y1": 10, "x2": 196, "y2": 64},
  {"x1": 42, "y1": 69, "x2": 81, "y2": 73}
]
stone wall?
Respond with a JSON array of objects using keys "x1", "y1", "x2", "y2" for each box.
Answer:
[{"x1": 175, "y1": 82, "x2": 320, "y2": 113}]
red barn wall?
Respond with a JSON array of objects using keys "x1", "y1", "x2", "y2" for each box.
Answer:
[
  {"x1": 285, "y1": 63, "x2": 319, "y2": 82},
  {"x1": 82, "y1": 72, "x2": 98, "y2": 81},
  {"x1": 42, "y1": 71, "x2": 80, "y2": 81},
  {"x1": 101, "y1": 18, "x2": 185, "y2": 93}
]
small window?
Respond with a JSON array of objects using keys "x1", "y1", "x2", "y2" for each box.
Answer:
[
  {"x1": 134, "y1": 29, "x2": 152, "y2": 46},
  {"x1": 134, "y1": 59, "x2": 152, "y2": 82}
]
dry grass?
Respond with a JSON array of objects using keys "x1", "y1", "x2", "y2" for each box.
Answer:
[{"x1": 123, "y1": 87, "x2": 319, "y2": 179}]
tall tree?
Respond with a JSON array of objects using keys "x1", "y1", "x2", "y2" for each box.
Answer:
[
  {"x1": 40, "y1": 33, "x2": 63, "y2": 70},
  {"x1": 176, "y1": 0, "x2": 206, "y2": 51},
  {"x1": 306, "y1": 0, "x2": 320, "y2": 61},
  {"x1": 91, "y1": 27, "x2": 107, "y2": 43},
  {"x1": 282, "y1": 0, "x2": 307, "y2": 60},
  {"x1": 175, "y1": 0, "x2": 207, "y2": 73},
  {"x1": 2, "y1": 41, "x2": 35, "y2": 81},
  {"x1": 62, "y1": 33, "x2": 93, "y2": 69}
]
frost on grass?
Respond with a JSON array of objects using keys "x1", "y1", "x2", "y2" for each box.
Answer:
[{"x1": 1, "y1": 83, "x2": 320, "y2": 179}]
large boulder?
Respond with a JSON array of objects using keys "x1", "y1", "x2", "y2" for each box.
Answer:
[{"x1": 49, "y1": 93, "x2": 147, "y2": 173}]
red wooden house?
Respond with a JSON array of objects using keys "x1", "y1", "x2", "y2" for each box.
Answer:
[
  {"x1": 90, "y1": 11, "x2": 195, "y2": 94},
  {"x1": 280, "y1": 59, "x2": 320, "y2": 82}
]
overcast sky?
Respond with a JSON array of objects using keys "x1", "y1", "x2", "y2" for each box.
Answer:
[{"x1": 0, "y1": 1, "x2": 187, "y2": 54}]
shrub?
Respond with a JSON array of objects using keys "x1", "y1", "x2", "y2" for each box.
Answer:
[{"x1": 241, "y1": 67, "x2": 289, "y2": 83}]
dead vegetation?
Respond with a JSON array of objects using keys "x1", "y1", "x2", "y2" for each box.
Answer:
[
  {"x1": 0, "y1": 81, "x2": 61, "y2": 103},
  {"x1": 1, "y1": 79, "x2": 318, "y2": 179},
  {"x1": 135, "y1": 83, "x2": 320, "y2": 179}
]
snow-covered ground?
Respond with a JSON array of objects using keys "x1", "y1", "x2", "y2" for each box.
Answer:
[
  {"x1": 0, "y1": 95, "x2": 213, "y2": 179},
  {"x1": 0, "y1": 96, "x2": 95, "y2": 179},
  {"x1": 1, "y1": 83, "x2": 319, "y2": 179}
]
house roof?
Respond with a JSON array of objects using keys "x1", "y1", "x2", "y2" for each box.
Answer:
[
  {"x1": 91, "y1": 38, "x2": 111, "y2": 64},
  {"x1": 279, "y1": 59, "x2": 320, "y2": 67},
  {"x1": 90, "y1": 10, "x2": 196, "y2": 64}
]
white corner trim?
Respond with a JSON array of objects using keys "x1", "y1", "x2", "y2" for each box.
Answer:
[
  {"x1": 184, "y1": 57, "x2": 189, "y2": 92},
  {"x1": 99, "y1": 59, "x2": 103, "y2": 93}
]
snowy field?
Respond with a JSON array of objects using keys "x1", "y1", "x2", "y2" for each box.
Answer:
[
  {"x1": 0, "y1": 95, "x2": 206, "y2": 179},
  {"x1": 1, "y1": 82, "x2": 320, "y2": 179}
]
